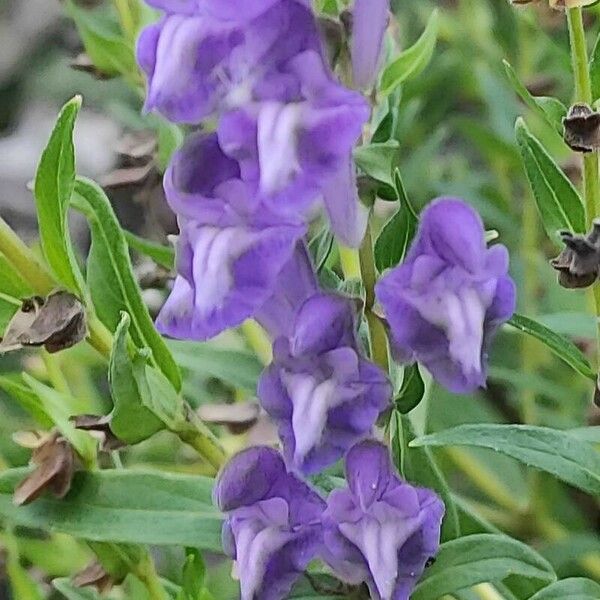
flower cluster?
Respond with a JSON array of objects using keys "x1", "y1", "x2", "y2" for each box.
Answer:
[
  {"x1": 136, "y1": 1, "x2": 495, "y2": 597},
  {"x1": 214, "y1": 441, "x2": 444, "y2": 600}
]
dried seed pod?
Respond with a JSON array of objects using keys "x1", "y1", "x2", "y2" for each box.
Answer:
[
  {"x1": 73, "y1": 561, "x2": 115, "y2": 594},
  {"x1": 549, "y1": 0, "x2": 597, "y2": 9},
  {"x1": 13, "y1": 432, "x2": 76, "y2": 506},
  {"x1": 0, "y1": 291, "x2": 87, "y2": 354},
  {"x1": 551, "y1": 221, "x2": 600, "y2": 288},
  {"x1": 563, "y1": 103, "x2": 600, "y2": 153},
  {"x1": 198, "y1": 401, "x2": 261, "y2": 435},
  {"x1": 71, "y1": 415, "x2": 125, "y2": 452}
]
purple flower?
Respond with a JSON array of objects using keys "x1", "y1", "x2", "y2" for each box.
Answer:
[
  {"x1": 143, "y1": 0, "x2": 296, "y2": 20},
  {"x1": 375, "y1": 198, "x2": 516, "y2": 394},
  {"x1": 351, "y1": 0, "x2": 390, "y2": 89},
  {"x1": 155, "y1": 133, "x2": 306, "y2": 341},
  {"x1": 214, "y1": 446, "x2": 325, "y2": 600},
  {"x1": 137, "y1": 0, "x2": 321, "y2": 123},
  {"x1": 258, "y1": 294, "x2": 391, "y2": 474},
  {"x1": 219, "y1": 50, "x2": 370, "y2": 246},
  {"x1": 323, "y1": 441, "x2": 444, "y2": 600}
]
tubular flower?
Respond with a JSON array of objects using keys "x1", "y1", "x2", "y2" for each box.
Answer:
[
  {"x1": 137, "y1": 0, "x2": 322, "y2": 123},
  {"x1": 218, "y1": 50, "x2": 370, "y2": 245},
  {"x1": 351, "y1": 0, "x2": 390, "y2": 89},
  {"x1": 258, "y1": 293, "x2": 392, "y2": 475},
  {"x1": 375, "y1": 198, "x2": 516, "y2": 393},
  {"x1": 322, "y1": 441, "x2": 444, "y2": 600},
  {"x1": 214, "y1": 446, "x2": 326, "y2": 600},
  {"x1": 155, "y1": 132, "x2": 306, "y2": 341}
]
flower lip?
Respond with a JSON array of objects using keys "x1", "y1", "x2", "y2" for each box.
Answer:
[{"x1": 322, "y1": 440, "x2": 445, "y2": 600}]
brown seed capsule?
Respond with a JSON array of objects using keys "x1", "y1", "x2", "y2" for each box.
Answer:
[
  {"x1": 563, "y1": 103, "x2": 600, "y2": 153},
  {"x1": 197, "y1": 401, "x2": 261, "y2": 435},
  {"x1": 71, "y1": 414, "x2": 125, "y2": 452},
  {"x1": 13, "y1": 432, "x2": 76, "y2": 506},
  {"x1": 72, "y1": 561, "x2": 115, "y2": 594},
  {"x1": 551, "y1": 222, "x2": 600, "y2": 288},
  {"x1": 0, "y1": 291, "x2": 87, "y2": 354}
]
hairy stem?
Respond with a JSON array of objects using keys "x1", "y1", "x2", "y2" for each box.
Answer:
[{"x1": 567, "y1": 8, "x2": 600, "y2": 350}]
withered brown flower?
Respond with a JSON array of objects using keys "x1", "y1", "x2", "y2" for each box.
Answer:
[
  {"x1": 0, "y1": 291, "x2": 87, "y2": 354},
  {"x1": 563, "y1": 103, "x2": 600, "y2": 153},
  {"x1": 13, "y1": 432, "x2": 76, "y2": 506}
]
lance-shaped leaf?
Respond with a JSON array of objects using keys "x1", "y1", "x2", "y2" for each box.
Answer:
[
  {"x1": 33, "y1": 97, "x2": 85, "y2": 294},
  {"x1": 529, "y1": 578, "x2": 600, "y2": 600},
  {"x1": 64, "y1": 1, "x2": 137, "y2": 79},
  {"x1": 380, "y1": 9, "x2": 439, "y2": 96},
  {"x1": 507, "y1": 313, "x2": 595, "y2": 380},
  {"x1": 411, "y1": 534, "x2": 556, "y2": 600},
  {"x1": 72, "y1": 177, "x2": 181, "y2": 391},
  {"x1": 123, "y1": 230, "x2": 174, "y2": 270},
  {"x1": 374, "y1": 170, "x2": 418, "y2": 271},
  {"x1": 503, "y1": 61, "x2": 566, "y2": 134},
  {"x1": 0, "y1": 468, "x2": 223, "y2": 550},
  {"x1": 515, "y1": 118, "x2": 586, "y2": 240},
  {"x1": 411, "y1": 424, "x2": 600, "y2": 496}
]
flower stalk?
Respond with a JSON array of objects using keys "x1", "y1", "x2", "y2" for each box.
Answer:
[{"x1": 567, "y1": 7, "x2": 600, "y2": 347}]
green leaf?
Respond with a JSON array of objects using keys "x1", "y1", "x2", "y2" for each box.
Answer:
[
  {"x1": 380, "y1": 9, "x2": 439, "y2": 96},
  {"x1": 157, "y1": 120, "x2": 185, "y2": 172},
  {"x1": 0, "y1": 469, "x2": 222, "y2": 549},
  {"x1": 540, "y1": 534, "x2": 600, "y2": 572},
  {"x1": 72, "y1": 176, "x2": 181, "y2": 391},
  {"x1": 529, "y1": 578, "x2": 600, "y2": 600},
  {"x1": 394, "y1": 364, "x2": 425, "y2": 414},
  {"x1": 53, "y1": 578, "x2": 103, "y2": 600},
  {"x1": 65, "y1": 1, "x2": 137, "y2": 78},
  {"x1": 389, "y1": 412, "x2": 461, "y2": 542},
  {"x1": 33, "y1": 97, "x2": 84, "y2": 293},
  {"x1": 168, "y1": 341, "x2": 263, "y2": 393},
  {"x1": 507, "y1": 313, "x2": 595, "y2": 379},
  {"x1": 308, "y1": 225, "x2": 334, "y2": 273},
  {"x1": 374, "y1": 170, "x2": 418, "y2": 271},
  {"x1": 179, "y1": 549, "x2": 207, "y2": 600},
  {"x1": 109, "y1": 313, "x2": 164, "y2": 444},
  {"x1": 411, "y1": 424, "x2": 600, "y2": 496},
  {"x1": 0, "y1": 375, "x2": 53, "y2": 428},
  {"x1": 503, "y1": 61, "x2": 566, "y2": 133},
  {"x1": 590, "y1": 31, "x2": 600, "y2": 101},
  {"x1": 412, "y1": 534, "x2": 556, "y2": 600},
  {"x1": 515, "y1": 118, "x2": 586, "y2": 239},
  {"x1": 124, "y1": 230, "x2": 175, "y2": 270},
  {"x1": 353, "y1": 141, "x2": 400, "y2": 187}
]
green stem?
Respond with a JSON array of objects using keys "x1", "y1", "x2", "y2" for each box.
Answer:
[
  {"x1": 135, "y1": 553, "x2": 168, "y2": 600},
  {"x1": 358, "y1": 225, "x2": 389, "y2": 372},
  {"x1": 178, "y1": 421, "x2": 226, "y2": 473},
  {"x1": 240, "y1": 320, "x2": 272, "y2": 366},
  {"x1": 113, "y1": 0, "x2": 136, "y2": 40},
  {"x1": 567, "y1": 8, "x2": 600, "y2": 353},
  {"x1": 0, "y1": 216, "x2": 55, "y2": 294}
]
